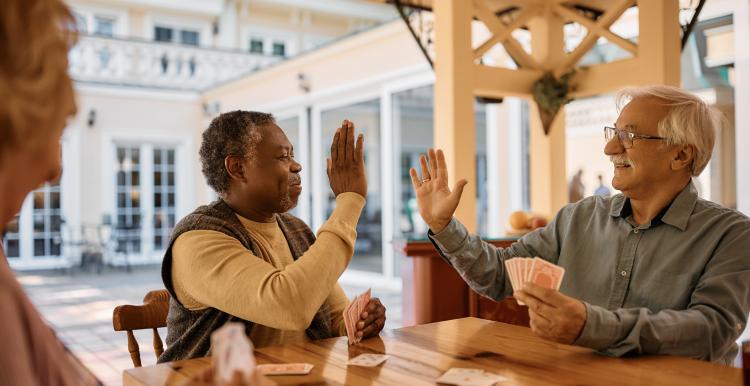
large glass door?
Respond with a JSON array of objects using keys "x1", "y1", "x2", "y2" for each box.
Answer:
[
  {"x1": 153, "y1": 148, "x2": 176, "y2": 251},
  {"x1": 3, "y1": 182, "x2": 64, "y2": 267},
  {"x1": 114, "y1": 144, "x2": 178, "y2": 258},
  {"x1": 115, "y1": 146, "x2": 142, "y2": 254},
  {"x1": 320, "y1": 99, "x2": 382, "y2": 273}
]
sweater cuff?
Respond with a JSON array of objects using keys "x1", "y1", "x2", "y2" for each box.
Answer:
[
  {"x1": 316, "y1": 192, "x2": 366, "y2": 241},
  {"x1": 332, "y1": 192, "x2": 366, "y2": 224}
]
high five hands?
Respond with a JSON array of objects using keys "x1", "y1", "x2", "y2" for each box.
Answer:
[{"x1": 408, "y1": 149, "x2": 467, "y2": 234}]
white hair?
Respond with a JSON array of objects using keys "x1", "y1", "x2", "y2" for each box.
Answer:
[{"x1": 615, "y1": 85, "x2": 720, "y2": 176}]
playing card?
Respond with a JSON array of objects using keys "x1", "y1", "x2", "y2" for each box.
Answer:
[
  {"x1": 255, "y1": 363, "x2": 313, "y2": 375},
  {"x1": 359, "y1": 289, "x2": 372, "y2": 319},
  {"x1": 506, "y1": 257, "x2": 526, "y2": 305},
  {"x1": 525, "y1": 258, "x2": 533, "y2": 283},
  {"x1": 347, "y1": 295, "x2": 361, "y2": 342},
  {"x1": 529, "y1": 257, "x2": 565, "y2": 290},
  {"x1": 346, "y1": 353, "x2": 390, "y2": 367},
  {"x1": 343, "y1": 288, "x2": 372, "y2": 345},
  {"x1": 504, "y1": 259, "x2": 515, "y2": 291},
  {"x1": 210, "y1": 323, "x2": 255, "y2": 384},
  {"x1": 510, "y1": 258, "x2": 520, "y2": 291},
  {"x1": 436, "y1": 368, "x2": 507, "y2": 386},
  {"x1": 343, "y1": 301, "x2": 355, "y2": 342}
]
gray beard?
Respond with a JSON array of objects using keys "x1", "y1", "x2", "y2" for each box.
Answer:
[{"x1": 279, "y1": 191, "x2": 297, "y2": 213}]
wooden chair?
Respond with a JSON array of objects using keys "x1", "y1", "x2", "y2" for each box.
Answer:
[{"x1": 112, "y1": 289, "x2": 170, "y2": 367}]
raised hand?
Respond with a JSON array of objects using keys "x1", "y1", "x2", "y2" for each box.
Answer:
[
  {"x1": 409, "y1": 148, "x2": 467, "y2": 234},
  {"x1": 327, "y1": 120, "x2": 367, "y2": 198}
]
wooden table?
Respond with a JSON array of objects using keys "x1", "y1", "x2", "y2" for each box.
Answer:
[{"x1": 124, "y1": 317, "x2": 741, "y2": 386}]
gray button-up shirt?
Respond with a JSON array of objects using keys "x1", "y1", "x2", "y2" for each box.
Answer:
[{"x1": 429, "y1": 182, "x2": 750, "y2": 365}]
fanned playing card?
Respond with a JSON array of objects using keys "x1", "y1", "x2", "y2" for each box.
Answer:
[
  {"x1": 506, "y1": 257, "x2": 565, "y2": 305},
  {"x1": 343, "y1": 288, "x2": 371, "y2": 344},
  {"x1": 529, "y1": 257, "x2": 564, "y2": 290}
]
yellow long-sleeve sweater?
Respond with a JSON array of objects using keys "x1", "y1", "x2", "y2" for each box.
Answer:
[{"x1": 171, "y1": 192, "x2": 365, "y2": 347}]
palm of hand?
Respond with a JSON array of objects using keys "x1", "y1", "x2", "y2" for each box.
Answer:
[
  {"x1": 409, "y1": 149, "x2": 467, "y2": 233},
  {"x1": 415, "y1": 179, "x2": 457, "y2": 231}
]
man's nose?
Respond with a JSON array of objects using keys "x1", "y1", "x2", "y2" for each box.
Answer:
[
  {"x1": 291, "y1": 159, "x2": 302, "y2": 173},
  {"x1": 604, "y1": 136, "x2": 624, "y2": 156}
]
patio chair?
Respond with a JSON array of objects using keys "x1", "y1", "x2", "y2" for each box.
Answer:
[{"x1": 112, "y1": 289, "x2": 170, "y2": 367}]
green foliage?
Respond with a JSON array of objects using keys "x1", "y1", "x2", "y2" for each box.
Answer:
[
  {"x1": 532, "y1": 70, "x2": 576, "y2": 134},
  {"x1": 533, "y1": 70, "x2": 576, "y2": 112}
]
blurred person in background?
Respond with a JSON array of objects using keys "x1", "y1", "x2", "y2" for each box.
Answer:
[{"x1": 594, "y1": 173, "x2": 612, "y2": 197}]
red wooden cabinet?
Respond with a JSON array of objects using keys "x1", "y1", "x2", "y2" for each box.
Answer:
[{"x1": 400, "y1": 239, "x2": 529, "y2": 327}]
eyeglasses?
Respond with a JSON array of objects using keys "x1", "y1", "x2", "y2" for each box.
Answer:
[{"x1": 604, "y1": 126, "x2": 666, "y2": 149}]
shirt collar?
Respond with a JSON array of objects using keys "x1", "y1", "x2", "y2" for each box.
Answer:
[{"x1": 609, "y1": 181, "x2": 698, "y2": 231}]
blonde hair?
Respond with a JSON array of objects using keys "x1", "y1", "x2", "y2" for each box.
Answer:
[
  {"x1": 0, "y1": 0, "x2": 77, "y2": 153},
  {"x1": 616, "y1": 85, "x2": 719, "y2": 176}
]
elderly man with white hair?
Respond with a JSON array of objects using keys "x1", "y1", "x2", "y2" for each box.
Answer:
[{"x1": 410, "y1": 85, "x2": 750, "y2": 365}]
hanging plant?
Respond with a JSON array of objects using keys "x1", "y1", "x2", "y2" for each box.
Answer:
[{"x1": 532, "y1": 70, "x2": 576, "y2": 135}]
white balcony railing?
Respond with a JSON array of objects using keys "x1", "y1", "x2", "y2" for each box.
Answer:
[{"x1": 69, "y1": 34, "x2": 283, "y2": 91}]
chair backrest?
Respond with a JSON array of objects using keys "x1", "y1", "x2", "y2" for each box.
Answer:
[{"x1": 112, "y1": 289, "x2": 170, "y2": 367}]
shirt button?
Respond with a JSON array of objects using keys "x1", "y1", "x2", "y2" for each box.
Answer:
[
  {"x1": 633, "y1": 229, "x2": 639, "y2": 234},
  {"x1": 620, "y1": 270, "x2": 628, "y2": 277}
]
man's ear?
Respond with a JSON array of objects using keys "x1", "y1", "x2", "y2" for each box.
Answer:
[
  {"x1": 225, "y1": 155, "x2": 246, "y2": 182},
  {"x1": 671, "y1": 145, "x2": 695, "y2": 172}
]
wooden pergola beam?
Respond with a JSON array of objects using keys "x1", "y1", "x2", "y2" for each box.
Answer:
[
  {"x1": 473, "y1": 0, "x2": 540, "y2": 69},
  {"x1": 555, "y1": 0, "x2": 635, "y2": 74},
  {"x1": 473, "y1": 64, "x2": 543, "y2": 98},
  {"x1": 473, "y1": 4, "x2": 541, "y2": 60},
  {"x1": 554, "y1": 1, "x2": 636, "y2": 53}
]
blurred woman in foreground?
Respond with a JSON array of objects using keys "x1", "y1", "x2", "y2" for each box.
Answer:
[{"x1": 0, "y1": 0, "x2": 99, "y2": 384}]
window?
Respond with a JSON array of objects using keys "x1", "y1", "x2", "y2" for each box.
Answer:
[
  {"x1": 2, "y1": 216, "x2": 20, "y2": 258},
  {"x1": 272, "y1": 42, "x2": 286, "y2": 57},
  {"x1": 94, "y1": 16, "x2": 114, "y2": 37},
  {"x1": 115, "y1": 147, "x2": 142, "y2": 254},
  {"x1": 249, "y1": 38, "x2": 264, "y2": 54},
  {"x1": 321, "y1": 100, "x2": 381, "y2": 273},
  {"x1": 155, "y1": 26, "x2": 173, "y2": 42},
  {"x1": 180, "y1": 30, "x2": 199, "y2": 46},
  {"x1": 153, "y1": 148, "x2": 176, "y2": 250},
  {"x1": 155, "y1": 26, "x2": 200, "y2": 46},
  {"x1": 74, "y1": 12, "x2": 87, "y2": 34},
  {"x1": 31, "y1": 183, "x2": 63, "y2": 257}
]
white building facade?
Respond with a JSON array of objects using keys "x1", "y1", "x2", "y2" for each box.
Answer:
[{"x1": 3, "y1": 0, "x2": 396, "y2": 270}]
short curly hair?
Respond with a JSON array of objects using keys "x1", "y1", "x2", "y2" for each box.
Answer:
[{"x1": 199, "y1": 110, "x2": 275, "y2": 194}]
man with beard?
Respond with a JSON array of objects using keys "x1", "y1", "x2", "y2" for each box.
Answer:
[
  {"x1": 410, "y1": 86, "x2": 750, "y2": 364},
  {"x1": 159, "y1": 111, "x2": 385, "y2": 362}
]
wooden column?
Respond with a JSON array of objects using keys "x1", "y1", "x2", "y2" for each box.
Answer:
[
  {"x1": 528, "y1": 10, "x2": 568, "y2": 216},
  {"x1": 638, "y1": 0, "x2": 681, "y2": 86},
  {"x1": 433, "y1": 0, "x2": 477, "y2": 232}
]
